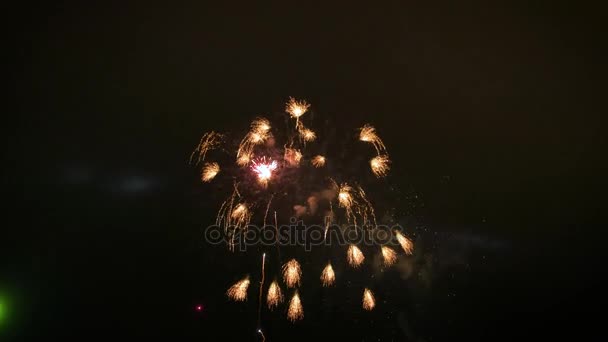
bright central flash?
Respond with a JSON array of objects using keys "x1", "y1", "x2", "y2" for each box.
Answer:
[{"x1": 251, "y1": 158, "x2": 278, "y2": 183}]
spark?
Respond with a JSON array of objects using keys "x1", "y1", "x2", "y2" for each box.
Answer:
[
  {"x1": 251, "y1": 117, "x2": 271, "y2": 134},
  {"x1": 231, "y1": 203, "x2": 250, "y2": 224},
  {"x1": 299, "y1": 127, "x2": 316, "y2": 142},
  {"x1": 285, "y1": 97, "x2": 310, "y2": 119},
  {"x1": 236, "y1": 152, "x2": 252, "y2": 166},
  {"x1": 370, "y1": 155, "x2": 390, "y2": 177},
  {"x1": 227, "y1": 277, "x2": 250, "y2": 301},
  {"x1": 395, "y1": 231, "x2": 414, "y2": 255},
  {"x1": 359, "y1": 124, "x2": 387, "y2": 155},
  {"x1": 201, "y1": 162, "x2": 220, "y2": 182},
  {"x1": 381, "y1": 246, "x2": 397, "y2": 266},
  {"x1": 362, "y1": 288, "x2": 376, "y2": 311},
  {"x1": 282, "y1": 259, "x2": 302, "y2": 288},
  {"x1": 258, "y1": 329, "x2": 266, "y2": 342},
  {"x1": 287, "y1": 291, "x2": 304, "y2": 322},
  {"x1": 266, "y1": 281, "x2": 284, "y2": 309},
  {"x1": 338, "y1": 184, "x2": 354, "y2": 209},
  {"x1": 337, "y1": 184, "x2": 376, "y2": 226},
  {"x1": 190, "y1": 131, "x2": 223, "y2": 165},
  {"x1": 320, "y1": 263, "x2": 335, "y2": 287},
  {"x1": 311, "y1": 155, "x2": 326, "y2": 168},
  {"x1": 347, "y1": 245, "x2": 365, "y2": 267},
  {"x1": 251, "y1": 158, "x2": 278, "y2": 185},
  {"x1": 257, "y1": 253, "x2": 266, "y2": 328},
  {"x1": 237, "y1": 118, "x2": 271, "y2": 165},
  {"x1": 284, "y1": 148, "x2": 302, "y2": 167}
]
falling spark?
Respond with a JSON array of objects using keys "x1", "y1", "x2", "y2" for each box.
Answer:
[
  {"x1": 251, "y1": 117, "x2": 271, "y2": 134},
  {"x1": 285, "y1": 97, "x2": 310, "y2": 119},
  {"x1": 257, "y1": 253, "x2": 266, "y2": 328},
  {"x1": 201, "y1": 162, "x2": 220, "y2": 182},
  {"x1": 258, "y1": 329, "x2": 266, "y2": 342},
  {"x1": 251, "y1": 158, "x2": 278, "y2": 185},
  {"x1": 370, "y1": 155, "x2": 390, "y2": 177},
  {"x1": 299, "y1": 127, "x2": 316, "y2": 142},
  {"x1": 236, "y1": 152, "x2": 252, "y2": 166},
  {"x1": 311, "y1": 155, "x2": 325, "y2": 168},
  {"x1": 282, "y1": 259, "x2": 302, "y2": 288},
  {"x1": 381, "y1": 246, "x2": 397, "y2": 266},
  {"x1": 395, "y1": 231, "x2": 414, "y2": 255},
  {"x1": 284, "y1": 148, "x2": 302, "y2": 167},
  {"x1": 359, "y1": 124, "x2": 386, "y2": 154},
  {"x1": 338, "y1": 184, "x2": 354, "y2": 209},
  {"x1": 190, "y1": 131, "x2": 223, "y2": 165},
  {"x1": 287, "y1": 291, "x2": 304, "y2": 322},
  {"x1": 347, "y1": 245, "x2": 365, "y2": 267},
  {"x1": 227, "y1": 277, "x2": 250, "y2": 301},
  {"x1": 266, "y1": 281, "x2": 284, "y2": 309},
  {"x1": 362, "y1": 288, "x2": 376, "y2": 310},
  {"x1": 320, "y1": 263, "x2": 335, "y2": 287}
]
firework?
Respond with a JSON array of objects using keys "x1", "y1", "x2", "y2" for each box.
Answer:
[
  {"x1": 201, "y1": 162, "x2": 220, "y2": 182},
  {"x1": 395, "y1": 231, "x2": 414, "y2": 255},
  {"x1": 227, "y1": 277, "x2": 250, "y2": 301},
  {"x1": 236, "y1": 152, "x2": 252, "y2": 166},
  {"x1": 285, "y1": 97, "x2": 310, "y2": 119},
  {"x1": 359, "y1": 124, "x2": 386, "y2": 155},
  {"x1": 370, "y1": 155, "x2": 390, "y2": 177},
  {"x1": 337, "y1": 183, "x2": 376, "y2": 226},
  {"x1": 381, "y1": 246, "x2": 397, "y2": 266},
  {"x1": 251, "y1": 158, "x2": 278, "y2": 185},
  {"x1": 287, "y1": 291, "x2": 304, "y2": 322},
  {"x1": 347, "y1": 245, "x2": 365, "y2": 267},
  {"x1": 299, "y1": 126, "x2": 316, "y2": 142},
  {"x1": 320, "y1": 263, "x2": 335, "y2": 287},
  {"x1": 266, "y1": 281, "x2": 284, "y2": 309},
  {"x1": 362, "y1": 288, "x2": 375, "y2": 310},
  {"x1": 251, "y1": 117, "x2": 271, "y2": 134},
  {"x1": 282, "y1": 259, "x2": 302, "y2": 288},
  {"x1": 311, "y1": 155, "x2": 326, "y2": 168},
  {"x1": 231, "y1": 203, "x2": 251, "y2": 226},
  {"x1": 190, "y1": 131, "x2": 223, "y2": 165},
  {"x1": 284, "y1": 148, "x2": 302, "y2": 167}
]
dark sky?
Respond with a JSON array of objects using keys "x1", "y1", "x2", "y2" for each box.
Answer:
[{"x1": 3, "y1": 1, "x2": 605, "y2": 340}]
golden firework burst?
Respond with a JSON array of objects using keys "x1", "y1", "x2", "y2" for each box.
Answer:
[
  {"x1": 287, "y1": 291, "x2": 304, "y2": 322},
  {"x1": 359, "y1": 124, "x2": 387, "y2": 154},
  {"x1": 381, "y1": 246, "x2": 397, "y2": 266},
  {"x1": 282, "y1": 259, "x2": 302, "y2": 288},
  {"x1": 285, "y1": 97, "x2": 310, "y2": 119},
  {"x1": 284, "y1": 148, "x2": 302, "y2": 167},
  {"x1": 190, "y1": 131, "x2": 223, "y2": 165},
  {"x1": 311, "y1": 155, "x2": 326, "y2": 168},
  {"x1": 226, "y1": 277, "x2": 250, "y2": 301},
  {"x1": 299, "y1": 127, "x2": 316, "y2": 142},
  {"x1": 201, "y1": 162, "x2": 220, "y2": 182},
  {"x1": 395, "y1": 231, "x2": 414, "y2": 255},
  {"x1": 347, "y1": 245, "x2": 365, "y2": 267},
  {"x1": 266, "y1": 281, "x2": 284, "y2": 310},
  {"x1": 362, "y1": 288, "x2": 375, "y2": 310},
  {"x1": 370, "y1": 155, "x2": 390, "y2": 177},
  {"x1": 320, "y1": 263, "x2": 335, "y2": 287}
]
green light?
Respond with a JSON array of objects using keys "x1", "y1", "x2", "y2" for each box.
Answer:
[{"x1": 0, "y1": 299, "x2": 4, "y2": 325}]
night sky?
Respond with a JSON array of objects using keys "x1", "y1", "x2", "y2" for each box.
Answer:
[{"x1": 3, "y1": 1, "x2": 605, "y2": 340}]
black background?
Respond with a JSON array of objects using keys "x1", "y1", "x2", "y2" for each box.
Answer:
[{"x1": 3, "y1": 1, "x2": 605, "y2": 340}]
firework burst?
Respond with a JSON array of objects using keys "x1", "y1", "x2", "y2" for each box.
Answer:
[
  {"x1": 266, "y1": 281, "x2": 283, "y2": 309},
  {"x1": 192, "y1": 97, "x2": 417, "y2": 328},
  {"x1": 311, "y1": 155, "x2": 326, "y2": 168},
  {"x1": 347, "y1": 245, "x2": 365, "y2": 267},
  {"x1": 320, "y1": 263, "x2": 335, "y2": 287},
  {"x1": 285, "y1": 97, "x2": 310, "y2": 119},
  {"x1": 370, "y1": 155, "x2": 390, "y2": 177},
  {"x1": 381, "y1": 246, "x2": 397, "y2": 266},
  {"x1": 282, "y1": 259, "x2": 302, "y2": 288},
  {"x1": 362, "y1": 288, "x2": 376, "y2": 310},
  {"x1": 287, "y1": 291, "x2": 304, "y2": 322},
  {"x1": 227, "y1": 277, "x2": 250, "y2": 301},
  {"x1": 190, "y1": 131, "x2": 223, "y2": 165},
  {"x1": 359, "y1": 124, "x2": 386, "y2": 155},
  {"x1": 201, "y1": 162, "x2": 220, "y2": 182},
  {"x1": 395, "y1": 231, "x2": 414, "y2": 255}
]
